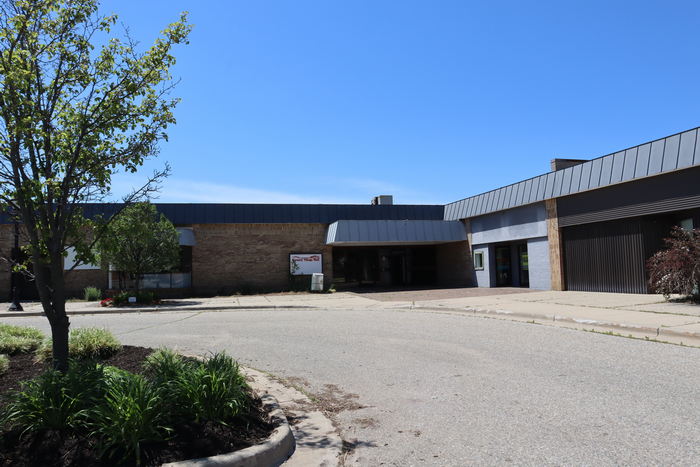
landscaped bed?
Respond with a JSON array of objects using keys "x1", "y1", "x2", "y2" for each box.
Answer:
[{"x1": 0, "y1": 325, "x2": 274, "y2": 466}]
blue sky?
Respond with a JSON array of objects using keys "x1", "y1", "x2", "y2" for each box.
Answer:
[{"x1": 104, "y1": 1, "x2": 700, "y2": 205}]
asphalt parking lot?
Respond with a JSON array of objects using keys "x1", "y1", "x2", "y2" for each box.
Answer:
[{"x1": 5, "y1": 307, "x2": 700, "y2": 466}]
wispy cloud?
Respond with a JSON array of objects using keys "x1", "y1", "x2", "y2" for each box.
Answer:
[
  {"x1": 108, "y1": 177, "x2": 357, "y2": 204},
  {"x1": 107, "y1": 175, "x2": 444, "y2": 205}
]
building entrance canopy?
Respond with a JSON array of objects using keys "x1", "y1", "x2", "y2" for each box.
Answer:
[{"x1": 326, "y1": 220, "x2": 466, "y2": 246}]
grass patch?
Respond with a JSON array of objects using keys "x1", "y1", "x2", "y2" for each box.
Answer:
[
  {"x1": 0, "y1": 324, "x2": 44, "y2": 355},
  {"x1": 0, "y1": 355, "x2": 8, "y2": 375},
  {"x1": 37, "y1": 327, "x2": 122, "y2": 362}
]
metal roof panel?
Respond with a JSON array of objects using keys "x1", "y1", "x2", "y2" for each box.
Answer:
[
  {"x1": 635, "y1": 143, "x2": 651, "y2": 178},
  {"x1": 662, "y1": 134, "x2": 680, "y2": 172},
  {"x1": 678, "y1": 129, "x2": 696, "y2": 169},
  {"x1": 622, "y1": 148, "x2": 638, "y2": 182},
  {"x1": 610, "y1": 151, "x2": 625, "y2": 183}
]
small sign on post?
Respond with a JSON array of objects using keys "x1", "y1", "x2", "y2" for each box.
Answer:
[{"x1": 128, "y1": 296, "x2": 137, "y2": 304}]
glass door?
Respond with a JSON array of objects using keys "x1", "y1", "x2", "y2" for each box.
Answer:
[
  {"x1": 495, "y1": 246, "x2": 512, "y2": 286},
  {"x1": 518, "y1": 244, "x2": 529, "y2": 288}
]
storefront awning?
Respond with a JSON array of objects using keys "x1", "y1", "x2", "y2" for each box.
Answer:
[{"x1": 326, "y1": 220, "x2": 466, "y2": 246}]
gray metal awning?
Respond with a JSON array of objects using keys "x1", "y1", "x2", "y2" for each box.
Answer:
[
  {"x1": 176, "y1": 227, "x2": 196, "y2": 246},
  {"x1": 326, "y1": 220, "x2": 466, "y2": 246}
]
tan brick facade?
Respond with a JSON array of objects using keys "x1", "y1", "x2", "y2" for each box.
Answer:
[
  {"x1": 64, "y1": 270, "x2": 108, "y2": 297},
  {"x1": 191, "y1": 223, "x2": 333, "y2": 295},
  {"x1": 545, "y1": 199, "x2": 565, "y2": 291},
  {"x1": 0, "y1": 220, "x2": 479, "y2": 298}
]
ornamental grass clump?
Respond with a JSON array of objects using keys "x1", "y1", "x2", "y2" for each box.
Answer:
[
  {"x1": 83, "y1": 286, "x2": 102, "y2": 301},
  {"x1": 1, "y1": 349, "x2": 254, "y2": 465},
  {"x1": 0, "y1": 324, "x2": 44, "y2": 355},
  {"x1": 90, "y1": 370, "x2": 171, "y2": 465},
  {"x1": 144, "y1": 351, "x2": 250, "y2": 425},
  {"x1": 37, "y1": 327, "x2": 122, "y2": 362},
  {"x1": 0, "y1": 355, "x2": 8, "y2": 375},
  {"x1": 143, "y1": 348, "x2": 191, "y2": 385},
  {"x1": 173, "y1": 353, "x2": 250, "y2": 424},
  {"x1": 2, "y1": 361, "x2": 106, "y2": 434}
]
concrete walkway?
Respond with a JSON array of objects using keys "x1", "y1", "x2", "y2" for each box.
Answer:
[
  {"x1": 3, "y1": 289, "x2": 700, "y2": 346},
  {"x1": 396, "y1": 290, "x2": 700, "y2": 347}
]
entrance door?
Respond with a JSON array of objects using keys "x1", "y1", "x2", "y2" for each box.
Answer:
[
  {"x1": 495, "y1": 246, "x2": 512, "y2": 286},
  {"x1": 518, "y1": 244, "x2": 529, "y2": 288},
  {"x1": 389, "y1": 254, "x2": 405, "y2": 286}
]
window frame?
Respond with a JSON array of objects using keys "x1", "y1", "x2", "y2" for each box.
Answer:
[{"x1": 473, "y1": 251, "x2": 485, "y2": 271}]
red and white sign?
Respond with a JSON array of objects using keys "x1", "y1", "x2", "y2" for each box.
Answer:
[{"x1": 290, "y1": 254, "x2": 322, "y2": 275}]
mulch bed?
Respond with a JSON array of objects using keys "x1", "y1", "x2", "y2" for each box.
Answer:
[{"x1": 0, "y1": 346, "x2": 274, "y2": 466}]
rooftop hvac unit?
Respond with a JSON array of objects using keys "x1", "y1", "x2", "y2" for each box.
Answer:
[{"x1": 371, "y1": 195, "x2": 393, "y2": 205}]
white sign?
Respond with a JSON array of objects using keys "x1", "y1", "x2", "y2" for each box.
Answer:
[{"x1": 290, "y1": 254, "x2": 322, "y2": 275}]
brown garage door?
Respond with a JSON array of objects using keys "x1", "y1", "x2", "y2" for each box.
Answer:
[{"x1": 562, "y1": 217, "x2": 671, "y2": 294}]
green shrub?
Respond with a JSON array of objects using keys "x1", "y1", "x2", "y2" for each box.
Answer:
[
  {"x1": 2, "y1": 361, "x2": 106, "y2": 433},
  {"x1": 0, "y1": 324, "x2": 44, "y2": 355},
  {"x1": 37, "y1": 327, "x2": 122, "y2": 362},
  {"x1": 172, "y1": 353, "x2": 250, "y2": 424},
  {"x1": 90, "y1": 371, "x2": 171, "y2": 465},
  {"x1": 0, "y1": 354, "x2": 8, "y2": 375},
  {"x1": 84, "y1": 286, "x2": 102, "y2": 301}
]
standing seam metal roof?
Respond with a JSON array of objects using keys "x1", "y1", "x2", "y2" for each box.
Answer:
[
  {"x1": 0, "y1": 203, "x2": 445, "y2": 225},
  {"x1": 444, "y1": 126, "x2": 700, "y2": 220}
]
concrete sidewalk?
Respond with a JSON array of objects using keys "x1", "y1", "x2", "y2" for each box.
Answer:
[
  {"x1": 0, "y1": 292, "x2": 381, "y2": 317},
  {"x1": 389, "y1": 290, "x2": 700, "y2": 347},
  {"x1": 2, "y1": 289, "x2": 699, "y2": 346}
]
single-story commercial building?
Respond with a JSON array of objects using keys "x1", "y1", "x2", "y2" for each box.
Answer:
[{"x1": 1, "y1": 126, "x2": 699, "y2": 298}]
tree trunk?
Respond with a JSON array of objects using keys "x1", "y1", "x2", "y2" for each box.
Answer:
[
  {"x1": 50, "y1": 311, "x2": 70, "y2": 372},
  {"x1": 48, "y1": 260, "x2": 70, "y2": 371}
]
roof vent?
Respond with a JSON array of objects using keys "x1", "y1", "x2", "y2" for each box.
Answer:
[
  {"x1": 551, "y1": 158, "x2": 588, "y2": 171},
  {"x1": 371, "y1": 195, "x2": 393, "y2": 205}
]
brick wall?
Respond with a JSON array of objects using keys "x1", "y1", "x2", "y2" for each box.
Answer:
[
  {"x1": 435, "y1": 240, "x2": 473, "y2": 287},
  {"x1": 191, "y1": 223, "x2": 332, "y2": 295},
  {"x1": 545, "y1": 199, "x2": 565, "y2": 291},
  {"x1": 64, "y1": 270, "x2": 108, "y2": 298}
]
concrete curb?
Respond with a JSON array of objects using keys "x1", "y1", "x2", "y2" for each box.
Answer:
[
  {"x1": 162, "y1": 393, "x2": 295, "y2": 467},
  {"x1": 405, "y1": 304, "x2": 700, "y2": 345},
  {"x1": 1, "y1": 305, "x2": 314, "y2": 318}
]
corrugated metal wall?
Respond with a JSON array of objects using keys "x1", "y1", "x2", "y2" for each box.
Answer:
[
  {"x1": 558, "y1": 166, "x2": 700, "y2": 227},
  {"x1": 563, "y1": 217, "x2": 671, "y2": 293}
]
